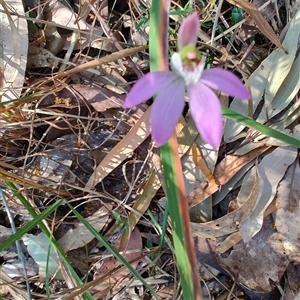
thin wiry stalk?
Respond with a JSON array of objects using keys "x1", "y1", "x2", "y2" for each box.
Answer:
[{"x1": 0, "y1": 188, "x2": 32, "y2": 300}]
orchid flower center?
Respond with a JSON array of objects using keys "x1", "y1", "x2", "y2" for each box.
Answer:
[{"x1": 171, "y1": 44, "x2": 205, "y2": 86}]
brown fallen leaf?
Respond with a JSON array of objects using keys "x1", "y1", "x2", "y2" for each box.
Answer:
[
  {"x1": 57, "y1": 206, "x2": 111, "y2": 252},
  {"x1": 191, "y1": 163, "x2": 260, "y2": 239},
  {"x1": 283, "y1": 264, "x2": 300, "y2": 299},
  {"x1": 239, "y1": 146, "x2": 297, "y2": 242},
  {"x1": 273, "y1": 159, "x2": 300, "y2": 265},
  {"x1": 86, "y1": 107, "x2": 151, "y2": 189},
  {"x1": 92, "y1": 227, "x2": 142, "y2": 295},
  {"x1": 226, "y1": 0, "x2": 287, "y2": 53},
  {"x1": 187, "y1": 145, "x2": 272, "y2": 208},
  {"x1": 193, "y1": 236, "x2": 221, "y2": 273},
  {"x1": 216, "y1": 198, "x2": 277, "y2": 254},
  {"x1": 216, "y1": 215, "x2": 290, "y2": 293}
]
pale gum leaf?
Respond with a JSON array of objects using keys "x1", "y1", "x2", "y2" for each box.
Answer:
[
  {"x1": 216, "y1": 200, "x2": 277, "y2": 254},
  {"x1": 223, "y1": 50, "x2": 277, "y2": 142},
  {"x1": 234, "y1": 125, "x2": 300, "y2": 156},
  {"x1": 0, "y1": 0, "x2": 28, "y2": 101},
  {"x1": 264, "y1": 9, "x2": 300, "y2": 106},
  {"x1": 257, "y1": 50, "x2": 300, "y2": 122},
  {"x1": 45, "y1": 0, "x2": 91, "y2": 31},
  {"x1": 239, "y1": 145, "x2": 297, "y2": 242},
  {"x1": 178, "y1": 117, "x2": 217, "y2": 222},
  {"x1": 223, "y1": 10, "x2": 300, "y2": 143},
  {"x1": 191, "y1": 163, "x2": 260, "y2": 239},
  {"x1": 188, "y1": 145, "x2": 271, "y2": 208},
  {"x1": 273, "y1": 160, "x2": 300, "y2": 261},
  {"x1": 212, "y1": 161, "x2": 254, "y2": 206},
  {"x1": 263, "y1": 124, "x2": 300, "y2": 146},
  {"x1": 187, "y1": 134, "x2": 218, "y2": 222},
  {"x1": 232, "y1": 108, "x2": 300, "y2": 156},
  {"x1": 270, "y1": 101, "x2": 300, "y2": 132},
  {"x1": 57, "y1": 206, "x2": 111, "y2": 252},
  {"x1": 22, "y1": 233, "x2": 63, "y2": 279}
]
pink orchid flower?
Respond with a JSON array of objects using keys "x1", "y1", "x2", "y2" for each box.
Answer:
[{"x1": 123, "y1": 13, "x2": 251, "y2": 148}]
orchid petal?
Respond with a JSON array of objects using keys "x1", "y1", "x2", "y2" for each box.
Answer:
[
  {"x1": 123, "y1": 71, "x2": 178, "y2": 108},
  {"x1": 201, "y1": 68, "x2": 251, "y2": 99},
  {"x1": 188, "y1": 82, "x2": 223, "y2": 148},
  {"x1": 151, "y1": 78, "x2": 186, "y2": 146},
  {"x1": 178, "y1": 13, "x2": 199, "y2": 50}
]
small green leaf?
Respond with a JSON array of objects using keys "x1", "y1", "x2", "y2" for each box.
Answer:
[{"x1": 231, "y1": 6, "x2": 243, "y2": 24}]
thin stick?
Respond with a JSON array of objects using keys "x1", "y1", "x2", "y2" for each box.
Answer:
[{"x1": 0, "y1": 188, "x2": 32, "y2": 300}]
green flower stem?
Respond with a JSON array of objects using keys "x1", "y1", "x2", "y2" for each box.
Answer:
[
  {"x1": 160, "y1": 135, "x2": 202, "y2": 299},
  {"x1": 150, "y1": 1, "x2": 202, "y2": 299}
]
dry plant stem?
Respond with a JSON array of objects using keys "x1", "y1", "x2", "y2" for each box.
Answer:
[
  {"x1": 0, "y1": 68, "x2": 3, "y2": 101},
  {"x1": 58, "y1": 32, "x2": 79, "y2": 72},
  {"x1": 86, "y1": 0, "x2": 144, "y2": 78},
  {"x1": 36, "y1": 46, "x2": 147, "y2": 88},
  {"x1": 273, "y1": 0, "x2": 283, "y2": 27},
  {"x1": 211, "y1": 0, "x2": 273, "y2": 43},
  {"x1": 211, "y1": 0, "x2": 224, "y2": 46},
  {"x1": 0, "y1": 188, "x2": 32, "y2": 300}
]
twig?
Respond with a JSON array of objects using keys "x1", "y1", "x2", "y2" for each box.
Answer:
[
  {"x1": 86, "y1": 0, "x2": 144, "y2": 78},
  {"x1": 211, "y1": 0, "x2": 224, "y2": 47}
]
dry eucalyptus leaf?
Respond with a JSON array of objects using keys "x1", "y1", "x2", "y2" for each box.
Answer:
[
  {"x1": 0, "y1": 225, "x2": 12, "y2": 243},
  {"x1": 224, "y1": 9, "x2": 300, "y2": 143},
  {"x1": 284, "y1": 264, "x2": 300, "y2": 299},
  {"x1": 45, "y1": 0, "x2": 91, "y2": 31},
  {"x1": 23, "y1": 233, "x2": 63, "y2": 279},
  {"x1": 216, "y1": 215, "x2": 290, "y2": 293},
  {"x1": 92, "y1": 227, "x2": 142, "y2": 295},
  {"x1": 191, "y1": 166, "x2": 260, "y2": 239},
  {"x1": 0, "y1": 0, "x2": 28, "y2": 102},
  {"x1": 263, "y1": 10, "x2": 299, "y2": 105},
  {"x1": 272, "y1": 160, "x2": 300, "y2": 264},
  {"x1": 239, "y1": 146, "x2": 297, "y2": 242},
  {"x1": 212, "y1": 161, "x2": 254, "y2": 206},
  {"x1": 1, "y1": 258, "x2": 38, "y2": 279},
  {"x1": 183, "y1": 135, "x2": 217, "y2": 222},
  {"x1": 59, "y1": 84, "x2": 124, "y2": 112},
  {"x1": 216, "y1": 154, "x2": 299, "y2": 292},
  {"x1": 86, "y1": 107, "x2": 151, "y2": 189},
  {"x1": 188, "y1": 146, "x2": 271, "y2": 208},
  {"x1": 57, "y1": 206, "x2": 111, "y2": 252},
  {"x1": 257, "y1": 51, "x2": 300, "y2": 122}
]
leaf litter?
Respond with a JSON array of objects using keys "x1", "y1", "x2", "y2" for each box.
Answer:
[{"x1": 0, "y1": 1, "x2": 299, "y2": 299}]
